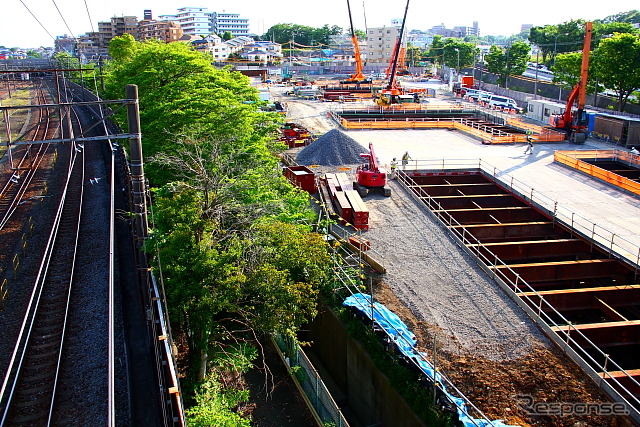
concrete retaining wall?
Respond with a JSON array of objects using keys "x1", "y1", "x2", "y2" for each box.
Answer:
[{"x1": 306, "y1": 305, "x2": 426, "y2": 427}]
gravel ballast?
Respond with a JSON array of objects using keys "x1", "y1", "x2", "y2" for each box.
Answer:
[{"x1": 296, "y1": 129, "x2": 365, "y2": 166}]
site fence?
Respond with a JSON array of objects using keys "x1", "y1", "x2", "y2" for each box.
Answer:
[
  {"x1": 395, "y1": 159, "x2": 640, "y2": 424},
  {"x1": 272, "y1": 334, "x2": 349, "y2": 427}
]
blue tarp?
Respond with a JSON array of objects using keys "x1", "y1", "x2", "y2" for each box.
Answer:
[{"x1": 344, "y1": 293, "x2": 519, "y2": 427}]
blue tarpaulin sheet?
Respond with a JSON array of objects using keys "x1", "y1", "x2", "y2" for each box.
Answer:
[{"x1": 344, "y1": 293, "x2": 519, "y2": 427}]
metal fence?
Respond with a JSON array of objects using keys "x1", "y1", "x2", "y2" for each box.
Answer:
[
  {"x1": 395, "y1": 159, "x2": 640, "y2": 424},
  {"x1": 272, "y1": 334, "x2": 349, "y2": 427}
]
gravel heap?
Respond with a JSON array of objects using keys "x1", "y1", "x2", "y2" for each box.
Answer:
[{"x1": 296, "y1": 129, "x2": 364, "y2": 166}]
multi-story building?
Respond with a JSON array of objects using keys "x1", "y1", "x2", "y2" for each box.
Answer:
[
  {"x1": 54, "y1": 35, "x2": 77, "y2": 55},
  {"x1": 212, "y1": 12, "x2": 249, "y2": 36},
  {"x1": 138, "y1": 19, "x2": 183, "y2": 43},
  {"x1": 407, "y1": 30, "x2": 433, "y2": 49},
  {"x1": 158, "y1": 7, "x2": 249, "y2": 38},
  {"x1": 159, "y1": 7, "x2": 210, "y2": 36},
  {"x1": 430, "y1": 22, "x2": 480, "y2": 38},
  {"x1": 366, "y1": 26, "x2": 403, "y2": 65}
]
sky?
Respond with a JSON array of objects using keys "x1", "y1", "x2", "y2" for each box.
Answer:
[{"x1": 1, "y1": 0, "x2": 638, "y2": 49}]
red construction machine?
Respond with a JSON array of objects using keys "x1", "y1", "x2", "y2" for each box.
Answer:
[
  {"x1": 354, "y1": 142, "x2": 391, "y2": 197},
  {"x1": 549, "y1": 22, "x2": 592, "y2": 144}
]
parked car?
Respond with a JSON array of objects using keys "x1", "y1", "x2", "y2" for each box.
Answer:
[{"x1": 487, "y1": 94, "x2": 522, "y2": 112}]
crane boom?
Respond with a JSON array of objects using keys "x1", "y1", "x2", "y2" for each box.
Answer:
[
  {"x1": 550, "y1": 21, "x2": 592, "y2": 143},
  {"x1": 345, "y1": 0, "x2": 367, "y2": 83},
  {"x1": 385, "y1": 0, "x2": 410, "y2": 91}
]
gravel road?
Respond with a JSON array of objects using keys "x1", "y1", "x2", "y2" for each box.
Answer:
[{"x1": 363, "y1": 181, "x2": 549, "y2": 361}]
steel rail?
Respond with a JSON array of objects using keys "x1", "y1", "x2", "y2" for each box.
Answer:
[
  {"x1": 0, "y1": 83, "x2": 56, "y2": 230},
  {"x1": 0, "y1": 107, "x2": 85, "y2": 426}
]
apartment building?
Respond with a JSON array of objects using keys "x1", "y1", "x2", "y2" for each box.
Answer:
[
  {"x1": 158, "y1": 7, "x2": 249, "y2": 37},
  {"x1": 212, "y1": 12, "x2": 249, "y2": 36},
  {"x1": 366, "y1": 26, "x2": 403, "y2": 65},
  {"x1": 138, "y1": 20, "x2": 183, "y2": 43}
]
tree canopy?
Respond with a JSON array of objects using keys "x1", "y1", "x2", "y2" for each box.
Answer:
[
  {"x1": 592, "y1": 32, "x2": 640, "y2": 110},
  {"x1": 261, "y1": 23, "x2": 343, "y2": 46},
  {"x1": 102, "y1": 35, "x2": 335, "y2": 423},
  {"x1": 485, "y1": 41, "x2": 530, "y2": 87}
]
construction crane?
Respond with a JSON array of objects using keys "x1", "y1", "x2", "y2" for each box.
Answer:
[
  {"x1": 375, "y1": 0, "x2": 410, "y2": 105},
  {"x1": 354, "y1": 142, "x2": 391, "y2": 197},
  {"x1": 550, "y1": 21, "x2": 592, "y2": 144},
  {"x1": 342, "y1": 0, "x2": 370, "y2": 84}
]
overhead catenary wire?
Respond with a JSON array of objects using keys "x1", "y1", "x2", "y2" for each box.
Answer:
[
  {"x1": 18, "y1": 0, "x2": 56, "y2": 43},
  {"x1": 50, "y1": 0, "x2": 76, "y2": 40}
]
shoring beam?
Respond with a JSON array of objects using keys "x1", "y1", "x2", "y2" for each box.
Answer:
[
  {"x1": 600, "y1": 370, "x2": 640, "y2": 396},
  {"x1": 452, "y1": 221, "x2": 556, "y2": 241},
  {"x1": 551, "y1": 320, "x2": 640, "y2": 348},
  {"x1": 436, "y1": 206, "x2": 538, "y2": 224},
  {"x1": 468, "y1": 238, "x2": 592, "y2": 260},
  {"x1": 428, "y1": 194, "x2": 518, "y2": 209},
  {"x1": 408, "y1": 182, "x2": 503, "y2": 196},
  {"x1": 519, "y1": 285, "x2": 640, "y2": 312},
  {"x1": 490, "y1": 259, "x2": 630, "y2": 283}
]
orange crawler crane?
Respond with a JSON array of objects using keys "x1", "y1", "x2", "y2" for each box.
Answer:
[{"x1": 342, "y1": 0, "x2": 370, "y2": 84}]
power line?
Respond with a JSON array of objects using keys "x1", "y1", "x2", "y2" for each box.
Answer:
[
  {"x1": 50, "y1": 0, "x2": 76, "y2": 39},
  {"x1": 18, "y1": 0, "x2": 56, "y2": 43},
  {"x1": 83, "y1": 0, "x2": 95, "y2": 33}
]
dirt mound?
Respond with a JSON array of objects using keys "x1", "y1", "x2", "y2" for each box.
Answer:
[{"x1": 296, "y1": 129, "x2": 365, "y2": 166}]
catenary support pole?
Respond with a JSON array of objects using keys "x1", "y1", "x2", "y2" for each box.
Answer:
[{"x1": 126, "y1": 84, "x2": 149, "y2": 242}]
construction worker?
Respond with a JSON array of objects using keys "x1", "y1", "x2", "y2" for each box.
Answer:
[
  {"x1": 390, "y1": 158, "x2": 398, "y2": 179},
  {"x1": 524, "y1": 130, "x2": 534, "y2": 155},
  {"x1": 402, "y1": 151, "x2": 411, "y2": 167},
  {"x1": 631, "y1": 147, "x2": 639, "y2": 155}
]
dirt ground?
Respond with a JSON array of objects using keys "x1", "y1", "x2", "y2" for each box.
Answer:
[
  {"x1": 242, "y1": 339, "x2": 316, "y2": 427},
  {"x1": 371, "y1": 276, "x2": 631, "y2": 427}
]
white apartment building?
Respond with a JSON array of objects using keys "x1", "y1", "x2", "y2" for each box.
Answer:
[
  {"x1": 212, "y1": 12, "x2": 249, "y2": 36},
  {"x1": 158, "y1": 7, "x2": 249, "y2": 37},
  {"x1": 366, "y1": 26, "x2": 404, "y2": 64}
]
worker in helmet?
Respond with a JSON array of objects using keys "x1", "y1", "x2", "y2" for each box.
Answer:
[
  {"x1": 631, "y1": 147, "x2": 639, "y2": 155},
  {"x1": 524, "y1": 130, "x2": 534, "y2": 155},
  {"x1": 390, "y1": 158, "x2": 398, "y2": 179},
  {"x1": 401, "y1": 151, "x2": 411, "y2": 167}
]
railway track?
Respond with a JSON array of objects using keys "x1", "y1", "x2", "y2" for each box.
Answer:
[{"x1": 0, "y1": 140, "x2": 84, "y2": 425}]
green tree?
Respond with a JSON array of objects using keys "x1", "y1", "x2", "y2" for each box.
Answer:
[
  {"x1": 262, "y1": 23, "x2": 340, "y2": 46},
  {"x1": 485, "y1": 41, "x2": 530, "y2": 87},
  {"x1": 108, "y1": 33, "x2": 139, "y2": 62},
  {"x1": 441, "y1": 39, "x2": 477, "y2": 72},
  {"x1": 104, "y1": 38, "x2": 277, "y2": 183},
  {"x1": 592, "y1": 32, "x2": 640, "y2": 111},
  {"x1": 426, "y1": 35, "x2": 445, "y2": 65},
  {"x1": 222, "y1": 31, "x2": 233, "y2": 41},
  {"x1": 186, "y1": 372, "x2": 251, "y2": 426}
]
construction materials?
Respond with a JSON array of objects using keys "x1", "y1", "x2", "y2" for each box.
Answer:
[
  {"x1": 280, "y1": 122, "x2": 312, "y2": 148},
  {"x1": 320, "y1": 172, "x2": 369, "y2": 230},
  {"x1": 283, "y1": 165, "x2": 317, "y2": 194},
  {"x1": 296, "y1": 129, "x2": 365, "y2": 166}
]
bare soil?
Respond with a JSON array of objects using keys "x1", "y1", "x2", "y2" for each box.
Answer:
[{"x1": 372, "y1": 277, "x2": 630, "y2": 427}]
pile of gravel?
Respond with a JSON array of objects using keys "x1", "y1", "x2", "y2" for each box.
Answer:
[{"x1": 296, "y1": 129, "x2": 365, "y2": 166}]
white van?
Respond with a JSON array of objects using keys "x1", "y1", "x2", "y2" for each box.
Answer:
[
  {"x1": 466, "y1": 89, "x2": 491, "y2": 102},
  {"x1": 487, "y1": 95, "x2": 521, "y2": 112}
]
